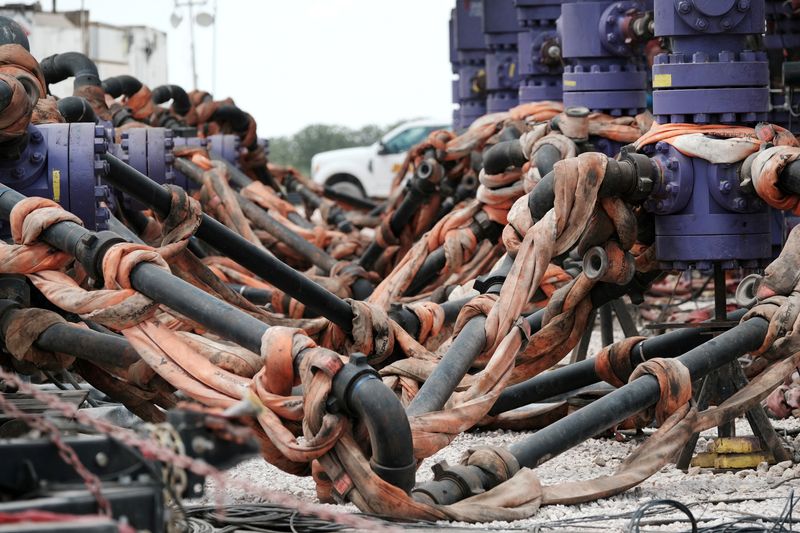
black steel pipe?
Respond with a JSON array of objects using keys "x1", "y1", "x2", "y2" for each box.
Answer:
[
  {"x1": 0, "y1": 16, "x2": 30, "y2": 50},
  {"x1": 0, "y1": 185, "x2": 413, "y2": 492},
  {"x1": 0, "y1": 78, "x2": 14, "y2": 116},
  {"x1": 101, "y1": 75, "x2": 142, "y2": 98},
  {"x1": 174, "y1": 157, "x2": 337, "y2": 272},
  {"x1": 102, "y1": 153, "x2": 355, "y2": 331},
  {"x1": 0, "y1": 301, "x2": 140, "y2": 369},
  {"x1": 405, "y1": 316, "x2": 486, "y2": 417},
  {"x1": 528, "y1": 158, "x2": 648, "y2": 220},
  {"x1": 482, "y1": 140, "x2": 526, "y2": 175},
  {"x1": 405, "y1": 255, "x2": 516, "y2": 417},
  {"x1": 403, "y1": 248, "x2": 446, "y2": 296},
  {"x1": 414, "y1": 316, "x2": 768, "y2": 504},
  {"x1": 40, "y1": 52, "x2": 101, "y2": 88},
  {"x1": 107, "y1": 213, "x2": 145, "y2": 244},
  {"x1": 404, "y1": 214, "x2": 502, "y2": 297},
  {"x1": 346, "y1": 368, "x2": 416, "y2": 492},
  {"x1": 151, "y1": 84, "x2": 192, "y2": 116},
  {"x1": 359, "y1": 167, "x2": 440, "y2": 271},
  {"x1": 56, "y1": 96, "x2": 96, "y2": 123},
  {"x1": 323, "y1": 185, "x2": 380, "y2": 211},
  {"x1": 387, "y1": 297, "x2": 471, "y2": 339},
  {"x1": 214, "y1": 158, "x2": 312, "y2": 230},
  {"x1": 173, "y1": 157, "x2": 374, "y2": 300},
  {"x1": 227, "y1": 283, "x2": 272, "y2": 306},
  {"x1": 508, "y1": 317, "x2": 768, "y2": 468},
  {"x1": 489, "y1": 308, "x2": 748, "y2": 416},
  {"x1": 534, "y1": 143, "x2": 562, "y2": 177},
  {"x1": 407, "y1": 269, "x2": 658, "y2": 417},
  {"x1": 294, "y1": 181, "x2": 354, "y2": 233}
]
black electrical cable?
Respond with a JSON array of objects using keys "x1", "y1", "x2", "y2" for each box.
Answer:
[{"x1": 629, "y1": 499, "x2": 698, "y2": 533}]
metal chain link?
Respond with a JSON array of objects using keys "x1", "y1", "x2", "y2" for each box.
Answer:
[
  {"x1": 0, "y1": 367, "x2": 388, "y2": 532},
  {"x1": 0, "y1": 389, "x2": 112, "y2": 517}
]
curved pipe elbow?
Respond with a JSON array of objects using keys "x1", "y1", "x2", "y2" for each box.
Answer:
[
  {"x1": 57, "y1": 96, "x2": 96, "y2": 123},
  {"x1": 0, "y1": 16, "x2": 30, "y2": 49},
  {"x1": 0, "y1": 78, "x2": 15, "y2": 115},
  {"x1": 778, "y1": 160, "x2": 800, "y2": 196},
  {"x1": 40, "y1": 52, "x2": 101, "y2": 88},
  {"x1": 331, "y1": 354, "x2": 415, "y2": 493},
  {"x1": 528, "y1": 169, "x2": 556, "y2": 220},
  {"x1": 347, "y1": 374, "x2": 416, "y2": 493},
  {"x1": 482, "y1": 140, "x2": 527, "y2": 175},
  {"x1": 151, "y1": 84, "x2": 192, "y2": 116},
  {"x1": 101, "y1": 75, "x2": 143, "y2": 98},
  {"x1": 211, "y1": 104, "x2": 252, "y2": 134},
  {"x1": 533, "y1": 143, "x2": 562, "y2": 177}
]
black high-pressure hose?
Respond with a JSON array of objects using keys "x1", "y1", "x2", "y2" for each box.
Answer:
[
  {"x1": 39, "y1": 52, "x2": 101, "y2": 88},
  {"x1": 0, "y1": 78, "x2": 14, "y2": 114},
  {"x1": 102, "y1": 152, "x2": 356, "y2": 331},
  {"x1": 534, "y1": 143, "x2": 562, "y2": 176},
  {"x1": 358, "y1": 157, "x2": 441, "y2": 270},
  {"x1": 172, "y1": 156, "x2": 376, "y2": 298},
  {"x1": 210, "y1": 104, "x2": 283, "y2": 192},
  {"x1": 101, "y1": 75, "x2": 143, "y2": 98},
  {"x1": 482, "y1": 140, "x2": 527, "y2": 175},
  {"x1": 212, "y1": 104, "x2": 251, "y2": 135},
  {"x1": 528, "y1": 155, "x2": 656, "y2": 220},
  {"x1": 0, "y1": 16, "x2": 30, "y2": 50},
  {"x1": 0, "y1": 299, "x2": 140, "y2": 369},
  {"x1": 489, "y1": 308, "x2": 748, "y2": 416},
  {"x1": 56, "y1": 96, "x2": 96, "y2": 123},
  {"x1": 151, "y1": 84, "x2": 192, "y2": 116},
  {"x1": 413, "y1": 316, "x2": 768, "y2": 505},
  {"x1": 0, "y1": 182, "x2": 416, "y2": 494}
]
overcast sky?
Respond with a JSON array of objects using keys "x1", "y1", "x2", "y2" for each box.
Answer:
[{"x1": 44, "y1": 0, "x2": 454, "y2": 137}]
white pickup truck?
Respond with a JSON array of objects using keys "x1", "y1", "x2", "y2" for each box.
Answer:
[{"x1": 311, "y1": 118, "x2": 450, "y2": 199}]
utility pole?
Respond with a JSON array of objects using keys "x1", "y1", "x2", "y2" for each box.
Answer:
[{"x1": 171, "y1": 0, "x2": 208, "y2": 91}]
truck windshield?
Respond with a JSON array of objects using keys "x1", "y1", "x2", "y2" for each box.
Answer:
[{"x1": 383, "y1": 125, "x2": 447, "y2": 154}]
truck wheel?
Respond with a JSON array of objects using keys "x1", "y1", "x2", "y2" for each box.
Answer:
[{"x1": 326, "y1": 175, "x2": 366, "y2": 199}]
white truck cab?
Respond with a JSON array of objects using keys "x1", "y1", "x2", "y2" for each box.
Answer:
[{"x1": 311, "y1": 118, "x2": 450, "y2": 198}]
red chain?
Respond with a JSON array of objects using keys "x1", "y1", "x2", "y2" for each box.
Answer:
[{"x1": 0, "y1": 367, "x2": 391, "y2": 532}]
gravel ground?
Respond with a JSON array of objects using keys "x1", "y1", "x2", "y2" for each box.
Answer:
[{"x1": 202, "y1": 418, "x2": 800, "y2": 532}]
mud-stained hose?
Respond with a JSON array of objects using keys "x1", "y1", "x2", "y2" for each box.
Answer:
[
  {"x1": 102, "y1": 153, "x2": 356, "y2": 332},
  {"x1": 101, "y1": 75, "x2": 143, "y2": 98},
  {"x1": 151, "y1": 84, "x2": 192, "y2": 116},
  {"x1": 405, "y1": 269, "x2": 660, "y2": 418},
  {"x1": 39, "y1": 52, "x2": 101, "y2": 88},
  {"x1": 0, "y1": 183, "x2": 414, "y2": 493},
  {"x1": 56, "y1": 96, "x2": 96, "y2": 123}
]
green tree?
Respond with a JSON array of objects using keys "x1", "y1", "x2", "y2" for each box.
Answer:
[{"x1": 267, "y1": 122, "x2": 406, "y2": 175}]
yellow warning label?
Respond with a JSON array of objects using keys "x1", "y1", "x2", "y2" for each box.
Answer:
[
  {"x1": 564, "y1": 79, "x2": 577, "y2": 87},
  {"x1": 653, "y1": 73, "x2": 672, "y2": 88},
  {"x1": 52, "y1": 169, "x2": 60, "y2": 202}
]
